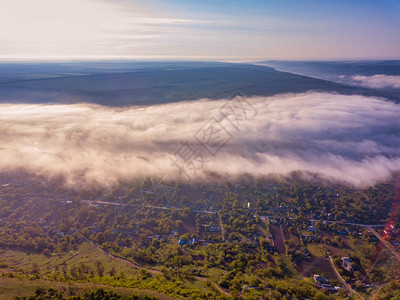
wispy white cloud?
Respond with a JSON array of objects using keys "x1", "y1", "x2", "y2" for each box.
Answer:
[
  {"x1": 0, "y1": 92, "x2": 399, "y2": 187},
  {"x1": 1, "y1": 0, "x2": 399, "y2": 60},
  {"x1": 0, "y1": 0, "x2": 200, "y2": 59},
  {"x1": 352, "y1": 74, "x2": 400, "y2": 89}
]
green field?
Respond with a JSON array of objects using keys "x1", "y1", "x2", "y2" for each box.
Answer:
[{"x1": 0, "y1": 278, "x2": 177, "y2": 300}]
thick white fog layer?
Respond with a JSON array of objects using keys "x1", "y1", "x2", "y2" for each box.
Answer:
[
  {"x1": 0, "y1": 92, "x2": 399, "y2": 187},
  {"x1": 352, "y1": 74, "x2": 400, "y2": 89}
]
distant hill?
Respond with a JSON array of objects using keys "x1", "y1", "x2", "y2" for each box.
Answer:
[
  {"x1": 258, "y1": 60, "x2": 400, "y2": 91},
  {"x1": 0, "y1": 61, "x2": 399, "y2": 106}
]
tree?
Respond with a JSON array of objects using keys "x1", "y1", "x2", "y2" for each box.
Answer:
[
  {"x1": 228, "y1": 232, "x2": 239, "y2": 240},
  {"x1": 175, "y1": 220, "x2": 184, "y2": 230},
  {"x1": 95, "y1": 232, "x2": 105, "y2": 244},
  {"x1": 108, "y1": 266, "x2": 116, "y2": 277},
  {"x1": 95, "y1": 260, "x2": 105, "y2": 277},
  {"x1": 232, "y1": 200, "x2": 240, "y2": 210}
]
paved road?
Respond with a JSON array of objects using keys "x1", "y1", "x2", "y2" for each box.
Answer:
[
  {"x1": 368, "y1": 227, "x2": 400, "y2": 262},
  {"x1": 260, "y1": 216, "x2": 386, "y2": 228},
  {"x1": 83, "y1": 199, "x2": 215, "y2": 214},
  {"x1": 328, "y1": 256, "x2": 364, "y2": 300},
  {"x1": 369, "y1": 282, "x2": 393, "y2": 300},
  {"x1": 310, "y1": 219, "x2": 386, "y2": 228},
  {"x1": 311, "y1": 219, "x2": 386, "y2": 228}
]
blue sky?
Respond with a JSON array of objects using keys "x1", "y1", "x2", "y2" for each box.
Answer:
[{"x1": 0, "y1": 0, "x2": 399, "y2": 61}]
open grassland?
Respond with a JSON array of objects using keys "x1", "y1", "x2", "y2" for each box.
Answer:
[
  {"x1": 0, "y1": 242, "x2": 138, "y2": 278},
  {"x1": 0, "y1": 278, "x2": 177, "y2": 299},
  {"x1": 0, "y1": 242, "x2": 219, "y2": 299}
]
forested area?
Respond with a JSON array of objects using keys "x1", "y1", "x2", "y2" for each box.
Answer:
[{"x1": 0, "y1": 172, "x2": 399, "y2": 299}]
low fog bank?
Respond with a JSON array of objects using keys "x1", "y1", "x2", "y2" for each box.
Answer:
[
  {"x1": 0, "y1": 92, "x2": 399, "y2": 187},
  {"x1": 351, "y1": 74, "x2": 400, "y2": 89}
]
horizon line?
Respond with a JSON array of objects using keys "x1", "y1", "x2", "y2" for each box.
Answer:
[{"x1": 1, "y1": 55, "x2": 400, "y2": 64}]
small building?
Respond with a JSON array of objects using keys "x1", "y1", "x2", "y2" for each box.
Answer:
[
  {"x1": 314, "y1": 275, "x2": 329, "y2": 284},
  {"x1": 178, "y1": 239, "x2": 188, "y2": 246},
  {"x1": 210, "y1": 226, "x2": 220, "y2": 232},
  {"x1": 370, "y1": 235, "x2": 378, "y2": 241},
  {"x1": 320, "y1": 284, "x2": 336, "y2": 293},
  {"x1": 279, "y1": 205, "x2": 287, "y2": 212},
  {"x1": 178, "y1": 238, "x2": 197, "y2": 246},
  {"x1": 341, "y1": 257, "x2": 354, "y2": 272},
  {"x1": 308, "y1": 226, "x2": 316, "y2": 233}
]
